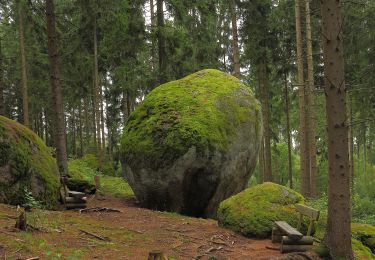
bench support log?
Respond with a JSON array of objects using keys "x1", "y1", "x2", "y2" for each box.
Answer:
[
  {"x1": 282, "y1": 236, "x2": 314, "y2": 245},
  {"x1": 281, "y1": 244, "x2": 313, "y2": 253}
]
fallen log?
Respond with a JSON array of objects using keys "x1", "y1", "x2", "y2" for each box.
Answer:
[
  {"x1": 79, "y1": 229, "x2": 109, "y2": 241},
  {"x1": 68, "y1": 191, "x2": 86, "y2": 199},
  {"x1": 79, "y1": 207, "x2": 121, "y2": 213},
  {"x1": 282, "y1": 236, "x2": 314, "y2": 245},
  {"x1": 281, "y1": 244, "x2": 313, "y2": 253}
]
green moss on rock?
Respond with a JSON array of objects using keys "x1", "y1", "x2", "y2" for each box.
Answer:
[
  {"x1": 121, "y1": 69, "x2": 261, "y2": 169},
  {"x1": 0, "y1": 116, "x2": 60, "y2": 209},
  {"x1": 352, "y1": 223, "x2": 375, "y2": 254},
  {"x1": 217, "y1": 182, "x2": 308, "y2": 238}
]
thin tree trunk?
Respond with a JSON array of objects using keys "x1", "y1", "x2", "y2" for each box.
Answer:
[
  {"x1": 347, "y1": 95, "x2": 354, "y2": 194},
  {"x1": 100, "y1": 85, "x2": 105, "y2": 153},
  {"x1": 78, "y1": 100, "x2": 83, "y2": 157},
  {"x1": 284, "y1": 73, "x2": 293, "y2": 189},
  {"x1": 150, "y1": 0, "x2": 156, "y2": 71},
  {"x1": 230, "y1": 0, "x2": 240, "y2": 78},
  {"x1": 18, "y1": 0, "x2": 29, "y2": 126},
  {"x1": 295, "y1": 0, "x2": 310, "y2": 197},
  {"x1": 259, "y1": 137, "x2": 265, "y2": 183},
  {"x1": 305, "y1": 0, "x2": 317, "y2": 197},
  {"x1": 84, "y1": 96, "x2": 89, "y2": 148},
  {"x1": 122, "y1": 92, "x2": 128, "y2": 124},
  {"x1": 46, "y1": 0, "x2": 69, "y2": 177},
  {"x1": 93, "y1": 17, "x2": 103, "y2": 170},
  {"x1": 260, "y1": 59, "x2": 272, "y2": 182},
  {"x1": 321, "y1": 0, "x2": 354, "y2": 258},
  {"x1": 0, "y1": 39, "x2": 4, "y2": 116},
  {"x1": 72, "y1": 108, "x2": 77, "y2": 157},
  {"x1": 157, "y1": 0, "x2": 166, "y2": 84}
]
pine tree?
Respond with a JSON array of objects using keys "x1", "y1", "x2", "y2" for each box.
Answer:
[
  {"x1": 46, "y1": 0, "x2": 69, "y2": 177},
  {"x1": 321, "y1": 0, "x2": 354, "y2": 258},
  {"x1": 295, "y1": 0, "x2": 310, "y2": 197}
]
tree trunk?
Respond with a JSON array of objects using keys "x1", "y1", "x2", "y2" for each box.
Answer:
[
  {"x1": 260, "y1": 59, "x2": 272, "y2": 182},
  {"x1": 305, "y1": 0, "x2": 317, "y2": 197},
  {"x1": 78, "y1": 100, "x2": 84, "y2": 157},
  {"x1": 46, "y1": 0, "x2": 69, "y2": 177},
  {"x1": 18, "y1": 0, "x2": 29, "y2": 126},
  {"x1": 321, "y1": 0, "x2": 354, "y2": 258},
  {"x1": 230, "y1": 0, "x2": 240, "y2": 78},
  {"x1": 150, "y1": 0, "x2": 156, "y2": 72},
  {"x1": 295, "y1": 0, "x2": 310, "y2": 197},
  {"x1": 259, "y1": 137, "x2": 265, "y2": 183},
  {"x1": 100, "y1": 85, "x2": 105, "y2": 153},
  {"x1": 284, "y1": 73, "x2": 293, "y2": 189},
  {"x1": 157, "y1": 0, "x2": 166, "y2": 84},
  {"x1": 0, "y1": 39, "x2": 4, "y2": 116},
  {"x1": 72, "y1": 108, "x2": 77, "y2": 157},
  {"x1": 93, "y1": 16, "x2": 103, "y2": 170},
  {"x1": 84, "y1": 96, "x2": 89, "y2": 149}
]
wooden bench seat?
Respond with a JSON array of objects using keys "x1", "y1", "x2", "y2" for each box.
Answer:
[
  {"x1": 275, "y1": 221, "x2": 303, "y2": 241},
  {"x1": 272, "y1": 204, "x2": 320, "y2": 253}
]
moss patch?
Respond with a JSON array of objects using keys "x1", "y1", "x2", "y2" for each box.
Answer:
[
  {"x1": 217, "y1": 182, "x2": 307, "y2": 238},
  {"x1": 0, "y1": 116, "x2": 60, "y2": 209},
  {"x1": 121, "y1": 69, "x2": 261, "y2": 169},
  {"x1": 68, "y1": 157, "x2": 134, "y2": 199},
  {"x1": 352, "y1": 223, "x2": 375, "y2": 254}
]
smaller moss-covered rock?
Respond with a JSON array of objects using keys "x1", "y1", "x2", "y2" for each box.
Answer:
[
  {"x1": 352, "y1": 223, "x2": 375, "y2": 254},
  {"x1": 352, "y1": 238, "x2": 375, "y2": 259},
  {"x1": 217, "y1": 182, "x2": 307, "y2": 238},
  {"x1": 0, "y1": 116, "x2": 60, "y2": 209}
]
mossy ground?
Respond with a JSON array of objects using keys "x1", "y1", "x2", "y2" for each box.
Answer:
[
  {"x1": 308, "y1": 202, "x2": 375, "y2": 259},
  {"x1": 217, "y1": 182, "x2": 307, "y2": 238},
  {"x1": 121, "y1": 69, "x2": 261, "y2": 168},
  {"x1": 0, "y1": 116, "x2": 60, "y2": 209}
]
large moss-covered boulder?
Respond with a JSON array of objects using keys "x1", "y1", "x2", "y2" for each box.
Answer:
[
  {"x1": 217, "y1": 182, "x2": 307, "y2": 238},
  {"x1": 121, "y1": 69, "x2": 262, "y2": 217},
  {"x1": 0, "y1": 116, "x2": 60, "y2": 209}
]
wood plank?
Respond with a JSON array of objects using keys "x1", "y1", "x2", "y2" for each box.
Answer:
[
  {"x1": 68, "y1": 191, "x2": 86, "y2": 198},
  {"x1": 280, "y1": 244, "x2": 313, "y2": 253},
  {"x1": 296, "y1": 204, "x2": 320, "y2": 220},
  {"x1": 275, "y1": 221, "x2": 303, "y2": 241},
  {"x1": 272, "y1": 227, "x2": 285, "y2": 243},
  {"x1": 281, "y1": 236, "x2": 314, "y2": 245}
]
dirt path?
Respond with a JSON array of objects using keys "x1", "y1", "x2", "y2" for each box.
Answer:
[{"x1": 0, "y1": 195, "x2": 282, "y2": 260}]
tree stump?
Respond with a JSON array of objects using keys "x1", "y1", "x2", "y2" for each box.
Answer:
[
  {"x1": 148, "y1": 251, "x2": 168, "y2": 260},
  {"x1": 15, "y1": 210, "x2": 27, "y2": 231},
  {"x1": 94, "y1": 175, "x2": 101, "y2": 189}
]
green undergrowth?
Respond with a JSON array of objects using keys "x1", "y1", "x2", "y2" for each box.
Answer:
[
  {"x1": 68, "y1": 155, "x2": 134, "y2": 199},
  {"x1": 217, "y1": 182, "x2": 308, "y2": 238},
  {"x1": 307, "y1": 198, "x2": 375, "y2": 259},
  {"x1": 121, "y1": 69, "x2": 261, "y2": 169},
  {"x1": 0, "y1": 116, "x2": 60, "y2": 209}
]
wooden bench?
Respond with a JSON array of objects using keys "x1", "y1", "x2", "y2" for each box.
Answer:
[
  {"x1": 272, "y1": 204, "x2": 320, "y2": 253},
  {"x1": 60, "y1": 177, "x2": 87, "y2": 210}
]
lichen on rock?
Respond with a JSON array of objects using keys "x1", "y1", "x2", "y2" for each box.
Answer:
[
  {"x1": 0, "y1": 116, "x2": 60, "y2": 209},
  {"x1": 121, "y1": 69, "x2": 262, "y2": 217},
  {"x1": 217, "y1": 182, "x2": 308, "y2": 238}
]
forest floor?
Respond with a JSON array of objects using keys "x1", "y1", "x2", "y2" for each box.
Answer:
[{"x1": 0, "y1": 195, "x2": 282, "y2": 260}]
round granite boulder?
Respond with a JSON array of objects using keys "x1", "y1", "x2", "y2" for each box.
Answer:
[
  {"x1": 217, "y1": 182, "x2": 307, "y2": 238},
  {"x1": 121, "y1": 69, "x2": 262, "y2": 217},
  {"x1": 0, "y1": 116, "x2": 60, "y2": 209}
]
